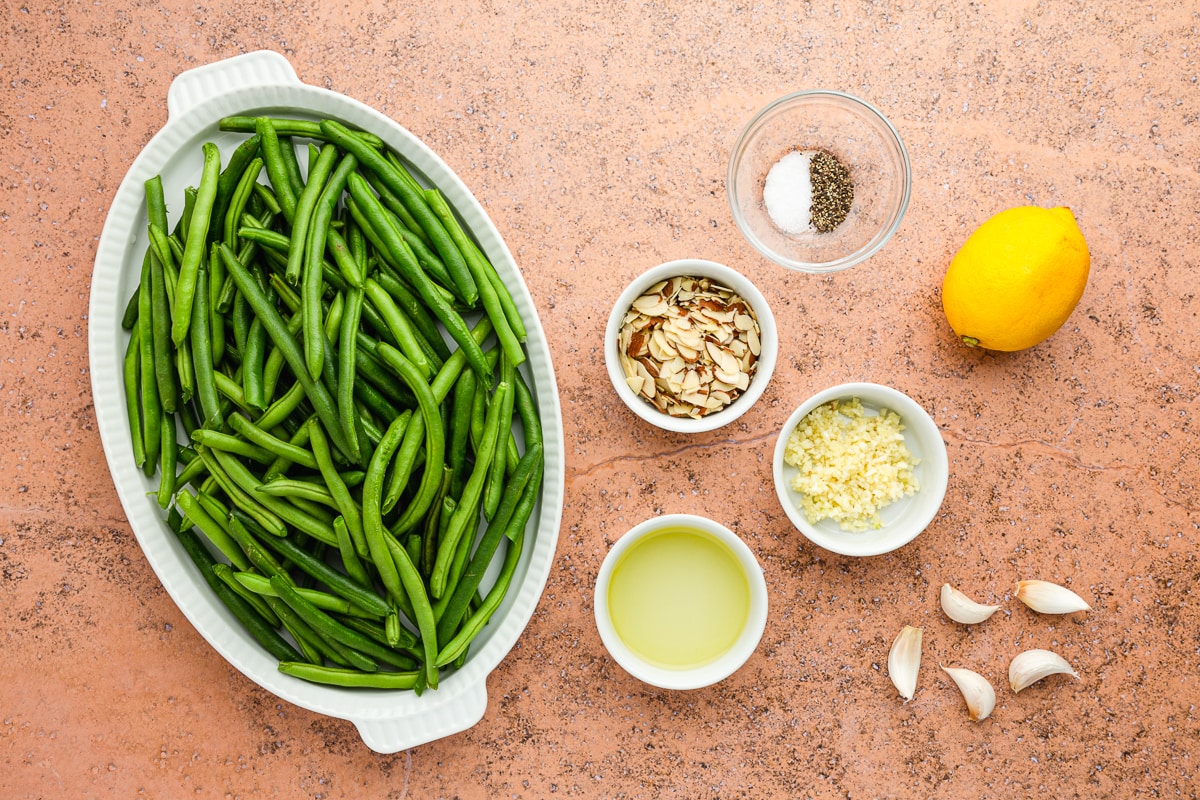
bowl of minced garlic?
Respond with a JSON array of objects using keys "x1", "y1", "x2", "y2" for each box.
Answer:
[
  {"x1": 728, "y1": 90, "x2": 911, "y2": 273},
  {"x1": 772, "y1": 383, "x2": 948, "y2": 556}
]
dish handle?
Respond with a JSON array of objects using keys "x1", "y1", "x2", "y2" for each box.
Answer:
[
  {"x1": 167, "y1": 50, "x2": 300, "y2": 119},
  {"x1": 350, "y1": 681, "x2": 489, "y2": 754}
]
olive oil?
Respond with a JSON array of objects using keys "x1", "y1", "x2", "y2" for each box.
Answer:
[{"x1": 607, "y1": 527, "x2": 751, "y2": 670}]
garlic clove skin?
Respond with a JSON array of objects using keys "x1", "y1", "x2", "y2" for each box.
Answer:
[
  {"x1": 888, "y1": 625, "x2": 923, "y2": 701},
  {"x1": 942, "y1": 665, "x2": 997, "y2": 721},
  {"x1": 1015, "y1": 580, "x2": 1092, "y2": 614},
  {"x1": 940, "y1": 583, "x2": 1001, "y2": 624},
  {"x1": 1008, "y1": 648, "x2": 1079, "y2": 693}
]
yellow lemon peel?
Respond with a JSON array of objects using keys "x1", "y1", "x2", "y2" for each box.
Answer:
[{"x1": 941, "y1": 206, "x2": 1090, "y2": 352}]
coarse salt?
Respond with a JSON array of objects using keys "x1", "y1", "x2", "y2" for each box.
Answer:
[{"x1": 763, "y1": 150, "x2": 815, "y2": 234}]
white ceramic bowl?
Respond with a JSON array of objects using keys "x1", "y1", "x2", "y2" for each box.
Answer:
[
  {"x1": 772, "y1": 383, "x2": 948, "y2": 557},
  {"x1": 728, "y1": 90, "x2": 911, "y2": 274},
  {"x1": 594, "y1": 514, "x2": 768, "y2": 690},
  {"x1": 88, "y1": 51, "x2": 564, "y2": 754},
  {"x1": 604, "y1": 259, "x2": 777, "y2": 433}
]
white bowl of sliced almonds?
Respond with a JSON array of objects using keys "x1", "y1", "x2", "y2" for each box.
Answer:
[{"x1": 605, "y1": 259, "x2": 777, "y2": 433}]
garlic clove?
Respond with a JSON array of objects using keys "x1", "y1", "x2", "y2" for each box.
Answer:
[
  {"x1": 941, "y1": 665, "x2": 997, "y2": 721},
  {"x1": 1015, "y1": 580, "x2": 1092, "y2": 614},
  {"x1": 1008, "y1": 648, "x2": 1079, "y2": 693},
  {"x1": 888, "y1": 625, "x2": 923, "y2": 701},
  {"x1": 940, "y1": 583, "x2": 1001, "y2": 624}
]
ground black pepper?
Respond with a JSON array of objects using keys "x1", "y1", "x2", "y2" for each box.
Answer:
[{"x1": 808, "y1": 151, "x2": 853, "y2": 232}]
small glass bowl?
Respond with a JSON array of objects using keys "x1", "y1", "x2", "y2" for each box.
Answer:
[{"x1": 728, "y1": 90, "x2": 912, "y2": 274}]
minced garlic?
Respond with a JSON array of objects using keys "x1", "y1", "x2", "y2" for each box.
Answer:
[{"x1": 783, "y1": 398, "x2": 918, "y2": 531}]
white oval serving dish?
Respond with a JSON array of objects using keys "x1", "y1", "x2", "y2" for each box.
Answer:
[{"x1": 87, "y1": 50, "x2": 564, "y2": 754}]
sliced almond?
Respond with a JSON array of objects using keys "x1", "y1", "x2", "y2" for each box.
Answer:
[{"x1": 616, "y1": 274, "x2": 762, "y2": 418}]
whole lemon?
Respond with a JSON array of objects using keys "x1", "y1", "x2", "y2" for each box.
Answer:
[{"x1": 941, "y1": 206, "x2": 1090, "y2": 351}]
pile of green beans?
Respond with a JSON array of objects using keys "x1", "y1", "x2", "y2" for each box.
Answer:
[{"x1": 121, "y1": 115, "x2": 544, "y2": 692}]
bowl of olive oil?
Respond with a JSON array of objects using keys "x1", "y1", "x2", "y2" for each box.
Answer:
[{"x1": 594, "y1": 514, "x2": 768, "y2": 689}]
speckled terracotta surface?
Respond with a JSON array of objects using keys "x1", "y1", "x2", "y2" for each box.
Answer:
[{"x1": 2, "y1": 1, "x2": 1197, "y2": 797}]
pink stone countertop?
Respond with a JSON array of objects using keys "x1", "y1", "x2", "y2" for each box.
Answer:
[{"x1": 2, "y1": 2, "x2": 1197, "y2": 797}]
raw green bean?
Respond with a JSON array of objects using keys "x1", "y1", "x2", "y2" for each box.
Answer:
[
  {"x1": 382, "y1": 534, "x2": 439, "y2": 688},
  {"x1": 212, "y1": 132, "x2": 262, "y2": 233},
  {"x1": 337, "y1": 286, "x2": 366, "y2": 464},
  {"x1": 225, "y1": 513, "x2": 287, "y2": 578},
  {"x1": 360, "y1": 167, "x2": 432, "y2": 250},
  {"x1": 423, "y1": 468, "x2": 453, "y2": 576},
  {"x1": 345, "y1": 172, "x2": 491, "y2": 386},
  {"x1": 223, "y1": 156, "x2": 264, "y2": 250},
  {"x1": 277, "y1": 135, "x2": 305, "y2": 204},
  {"x1": 136, "y1": 254, "x2": 164, "y2": 478},
  {"x1": 213, "y1": 563, "x2": 281, "y2": 627},
  {"x1": 278, "y1": 662, "x2": 420, "y2": 689},
  {"x1": 360, "y1": 411, "x2": 410, "y2": 606},
  {"x1": 303, "y1": 152, "x2": 357, "y2": 378},
  {"x1": 326, "y1": 228, "x2": 364, "y2": 288},
  {"x1": 255, "y1": 526, "x2": 392, "y2": 618},
  {"x1": 262, "y1": 415, "x2": 315, "y2": 481},
  {"x1": 254, "y1": 380, "x2": 307, "y2": 434},
  {"x1": 148, "y1": 243, "x2": 179, "y2": 416},
  {"x1": 121, "y1": 288, "x2": 140, "y2": 331},
  {"x1": 219, "y1": 116, "x2": 385, "y2": 148},
  {"x1": 268, "y1": 593, "x2": 373, "y2": 670},
  {"x1": 426, "y1": 188, "x2": 525, "y2": 368},
  {"x1": 373, "y1": 344, "x2": 445, "y2": 534},
  {"x1": 255, "y1": 117, "x2": 298, "y2": 224},
  {"x1": 381, "y1": 318, "x2": 493, "y2": 510},
  {"x1": 226, "y1": 413, "x2": 319, "y2": 469},
  {"x1": 124, "y1": 326, "x2": 146, "y2": 469},
  {"x1": 209, "y1": 447, "x2": 338, "y2": 545},
  {"x1": 373, "y1": 270, "x2": 452, "y2": 361},
  {"x1": 219, "y1": 243, "x2": 352, "y2": 458},
  {"x1": 146, "y1": 223, "x2": 177, "y2": 286},
  {"x1": 435, "y1": 442, "x2": 541, "y2": 640},
  {"x1": 188, "y1": 428, "x2": 272, "y2": 464},
  {"x1": 434, "y1": 525, "x2": 524, "y2": 667},
  {"x1": 209, "y1": 371, "x2": 251, "y2": 414},
  {"x1": 157, "y1": 412, "x2": 178, "y2": 509},
  {"x1": 258, "y1": 477, "x2": 338, "y2": 507},
  {"x1": 353, "y1": 335, "x2": 418, "y2": 407},
  {"x1": 189, "y1": 264, "x2": 222, "y2": 427},
  {"x1": 431, "y1": 381, "x2": 509, "y2": 599},
  {"x1": 307, "y1": 418, "x2": 367, "y2": 553},
  {"x1": 269, "y1": 575, "x2": 413, "y2": 670},
  {"x1": 195, "y1": 446, "x2": 289, "y2": 539},
  {"x1": 321, "y1": 120, "x2": 477, "y2": 306},
  {"x1": 241, "y1": 316, "x2": 268, "y2": 410},
  {"x1": 483, "y1": 355, "x2": 518, "y2": 521},
  {"x1": 251, "y1": 182, "x2": 281, "y2": 215},
  {"x1": 175, "y1": 489, "x2": 251, "y2": 571},
  {"x1": 447, "y1": 368, "x2": 475, "y2": 496},
  {"x1": 364, "y1": 278, "x2": 432, "y2": 379},
  {"x1": 172, "y1": 142, "x2": 221, "y2": 346},
  {"x1": 171, "y1": 519, "x2": 302, "y2": 663},
  {"x1": 232, "y1": 571, "x2": 375, "y2": 619},
  {"x1": 287, "y1": 143, "x2": 337, "y2": 287},
  {"x1": 333, "y1": 515, "x2": 372, "y2": 588},
  {"x1": 476, "y1": 239, "x2": 527, "y2": 342}
]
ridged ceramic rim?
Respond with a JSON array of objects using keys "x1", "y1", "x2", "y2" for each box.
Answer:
[{"x1": 87, "y1": 51, "x2": 564, "y2": 753}]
